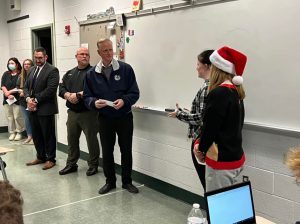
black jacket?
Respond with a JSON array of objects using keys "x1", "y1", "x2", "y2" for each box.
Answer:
[{"x1": 24, "y1": 63, "x2": 59, "y2": 116}]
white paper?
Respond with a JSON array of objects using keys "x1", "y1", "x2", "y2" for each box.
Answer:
[
  {"x1": 6, "y1": 97, "x2": 17, "y2": 105},
  {"x1": 105, "y1": 100, "x2": 115, "y2": 107}
]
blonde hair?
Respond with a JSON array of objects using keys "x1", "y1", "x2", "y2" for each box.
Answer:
[
  {"x1": 285, "y1": 147, "x2": 300, "y2": 183},
  {"x1": 20, "y1": 59, "x2": 33, "y2": 89},
  {"x1": 96, "y1": 38, "x2": 111, "y2": 49},
  {"x1": 209, "y1": 65, "x2": 245, "y2": 100}
]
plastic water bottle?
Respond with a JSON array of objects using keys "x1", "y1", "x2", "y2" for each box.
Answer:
[{"x1": 187, "y1": 203, "x2": 206, "y2": 224}]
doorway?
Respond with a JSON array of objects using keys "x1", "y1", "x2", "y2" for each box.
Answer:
[{"x1": 31, "y1": 25, "x2": 54, "y2": 65}]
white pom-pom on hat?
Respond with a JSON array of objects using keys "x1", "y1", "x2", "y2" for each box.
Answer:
[{"x1": 232, "y1": 75, "x2": 243, "y2": 85}]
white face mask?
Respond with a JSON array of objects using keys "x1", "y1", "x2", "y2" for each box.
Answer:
[{"x1": 8, "y1": 64, "x2": 16, "y2": 71}]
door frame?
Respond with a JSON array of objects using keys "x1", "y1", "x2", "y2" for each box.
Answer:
[{"x1": 31, "y1": 24, "x2": 56, "y2": 66}]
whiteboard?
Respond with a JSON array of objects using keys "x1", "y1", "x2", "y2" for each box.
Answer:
[{"x1": 124, "y1": 0, "x2": 300, "y2": 131}]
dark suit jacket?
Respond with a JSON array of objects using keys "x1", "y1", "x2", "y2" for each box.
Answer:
[{"x1": 24, "y1": 62, "x2": 59, "y2": 116}]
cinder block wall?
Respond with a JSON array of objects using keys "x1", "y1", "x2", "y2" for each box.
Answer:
[{"x1": 242, "y1": 127, "x2": 300, "y2": 223}]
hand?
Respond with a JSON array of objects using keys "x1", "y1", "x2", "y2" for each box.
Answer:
[
  {"x1": 168, "y1": 111, "x2": 176, "y2": 118},
  {"x1": 19, "y1": 89, "x2": 24, "y2": 97},
  {"x1": 95, "y1": 99, "x2": 107, "y2": 109},
  {"x1": 193, "y1": 144, "x2": 205, "y2": 163},
  {"x1": 4, "y1": 91, "x2": 10, "y2": 97},
  {"x1": 113, "y1": 99, "x2": 124, "y2": 110},
  {"x1": 168, "y1": 103, "x2": 178, "y2": 117},
  {"x1": 8, "y1": 95, "x2": 14, "y2": 100},
  {"x1": 27, "y1": 98, "x2": 37, "y2": 111},
  {"x1": 67, "y1": 93, "x2": 79, "y2": 104}
]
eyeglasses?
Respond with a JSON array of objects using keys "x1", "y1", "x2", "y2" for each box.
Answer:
[{"x1": 35, "y1": 57, "x2": 45, "y2": 60}]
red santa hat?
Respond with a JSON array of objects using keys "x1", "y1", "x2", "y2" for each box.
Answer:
[{"x1": 209, "y1": 46, "x2": 247, "y2": 85}]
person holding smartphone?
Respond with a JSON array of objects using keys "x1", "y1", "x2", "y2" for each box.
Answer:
[{"x1": 168, "y1": 50, "x2": 214, "y2": 191}]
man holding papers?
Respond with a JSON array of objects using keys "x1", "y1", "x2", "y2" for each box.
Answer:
[{"x1": 84, "y1": 38, "x2": 140, "y2": 194}]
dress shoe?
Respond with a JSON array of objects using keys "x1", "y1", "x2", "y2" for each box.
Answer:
[
  {"x1": 98, "y1": 183, "x2": 116, "y2": 194},
  {"x1": 86, "y1": 167, "x2": 98, "y2": 176},
  {"x1": 122, "y1": 183, "x2": 139, "y2": 194},
  {"x1": 42, "y1": 161, "x2": 55, "y2": 170},
  {"x1": 59, "y1": 165, "x2": 78, "y2": 175},
  {"x1": 26, "y1": 159, "x2": 45, "y2": 166}
]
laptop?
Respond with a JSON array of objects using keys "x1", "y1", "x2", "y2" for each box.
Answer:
[{"x1": 205, "y1": 181, "x2": 256, "y2": 224}]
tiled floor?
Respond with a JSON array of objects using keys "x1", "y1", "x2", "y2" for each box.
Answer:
[{"x1": 0, "y1": 133, "x2": 193, "y2": 224}]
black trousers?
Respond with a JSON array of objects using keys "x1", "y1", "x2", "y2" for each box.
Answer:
[
  {"x1": 66, "y1": 110, "x2": 100, "y2": 168},
  {"x1": 191, "y1": 141, "x2": 206, "y2": 191},
  {"x1": 98, "y1": 113, "x2": 133, "y2": 185},
  {"x1": 29, "y1": 113, "x2": 56, "y2": 163}
]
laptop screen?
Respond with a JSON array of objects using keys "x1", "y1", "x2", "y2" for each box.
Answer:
[{"x1": 205, "y1": 181, "x2": 256, "y2": 224}]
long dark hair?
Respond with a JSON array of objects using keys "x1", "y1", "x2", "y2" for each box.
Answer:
[{"x1": 7, "y1": 57, "x2": 22, "y2": 74}]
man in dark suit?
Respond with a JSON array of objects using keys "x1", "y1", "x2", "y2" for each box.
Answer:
[{"x1": 24, "y1": 47, "x2": 59, "y2": 170}]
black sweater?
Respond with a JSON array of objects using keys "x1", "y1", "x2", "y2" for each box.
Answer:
[
  {"x1": 198, "y1": 83, "x2": 245, "y2": 169},
  {"x1": 59, "y1": 65, "x2": 92, "y2": 112}
]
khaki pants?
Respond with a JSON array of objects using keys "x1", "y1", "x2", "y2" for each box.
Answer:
[
  {"x1": 206, "y1": 165, "x2": 244, "y2": 192},
  {"x1": 3, "y1": 104, "x2": 25, "y2": 134}
]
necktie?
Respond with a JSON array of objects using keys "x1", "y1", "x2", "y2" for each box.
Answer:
[
  {"x1": 32, "y1": 67, "x2": 40, "y2": 88},
  {"x1": 30, "y1": 67, "x2": 40, "y2": 97}
]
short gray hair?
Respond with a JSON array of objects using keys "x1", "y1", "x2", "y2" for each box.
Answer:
[{"x1": 96, "y1": 38, "x2": 111, "y2": 49}]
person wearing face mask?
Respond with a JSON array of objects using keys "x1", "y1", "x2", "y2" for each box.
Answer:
[
  {"x1": 17, "y1": 59, "x2": 34, "y2": 144},
  {"x1": 1, "y1": 57, "x2": 25, "y2": 141}
]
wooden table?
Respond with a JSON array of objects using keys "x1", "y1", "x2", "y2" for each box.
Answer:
[
  {"x1": 0, "y1": 147, "x2": 15, "y2": 181},
  {"x1": 256, "y1": 216, "x2": 276, "y2": 224}
]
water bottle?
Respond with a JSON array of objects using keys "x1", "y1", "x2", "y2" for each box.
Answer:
[{"x1": 187, "y1": 203, "x2": 206, "y2": 224}]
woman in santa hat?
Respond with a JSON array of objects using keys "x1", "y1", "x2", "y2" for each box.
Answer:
[{"x1": 193, "y1": 46, "x2": 247, "y2": 192}]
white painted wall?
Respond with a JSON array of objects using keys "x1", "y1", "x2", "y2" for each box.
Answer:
[
  {"x1": 2, "y1": 0, "x2": 300, "y2": 223},
  {"x1": 0, "y1": 0, "x2": 10, "y2": 126}
]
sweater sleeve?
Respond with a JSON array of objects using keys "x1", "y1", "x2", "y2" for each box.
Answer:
[
  {"x1": 199, "y1": 87, "x2": 230, "y2": 154},
  {"x1": 83, "y1": 70, "x2": 97, "y2": 110}
]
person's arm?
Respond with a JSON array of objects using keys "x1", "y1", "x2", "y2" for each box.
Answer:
[
  {"x1": 1, "y1": 73, "x2": 12, "y2": 97},
  {"x1": 58, "y1": 72, "x2": 69, "y2": 99},
  {"x1": 176, "y1": 85, "x2": 208, "y2": 125},
  {"x1": 34, "y1": 68, "x2": 59, "y2": 103},
  {"x1": 83, "y1": 71, "x2": 98, "y2": 110},
  {"x1": 1, "y1": 86, "x2": 11, "y2": 97},
  {"x1": 198, "y1": 88, "x2": 228, "y2": 154}
]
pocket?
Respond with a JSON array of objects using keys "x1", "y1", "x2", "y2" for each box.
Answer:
[{"x1": 206, "y1": 143, "x2": 218, "y2": 161}]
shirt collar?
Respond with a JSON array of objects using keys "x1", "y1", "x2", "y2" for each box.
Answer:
[
  {"x1": 37, "y1": 62, "x2": 46, "y2": 70},
  {"x1": 95, "y1": 58, "x2": 119, "y2": 73}
]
